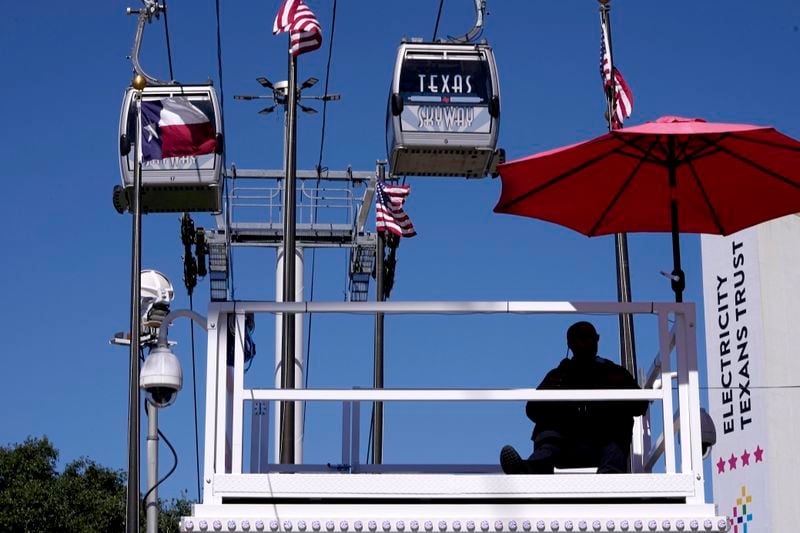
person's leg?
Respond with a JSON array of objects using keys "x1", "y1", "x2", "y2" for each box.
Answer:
[
  {"x1": 526, "y1": 438, "x2": 561, "y2": 474},
  {"x1": 500, "y1": 445, "x2": 526, "y2": 474},
  {"x1": 499, "y1": 440, "x2": 562, "y2": 475},
  {"x1": 500, "y1": 429, "x2": 566, "y2": 475},
  {"x1": 596, "y1": 440, "x2": 629, "y2": 473},
  {"x1": 558, "y1": 441, "x2": 599, "y2": 470}
]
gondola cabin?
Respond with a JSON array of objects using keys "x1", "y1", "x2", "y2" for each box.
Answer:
[
  {"x1": 386, "y1": 41, "x2": 502, "y2": 178},
  {"x1": 118, "y1": 84, "x2": 223, "y2": 213}
]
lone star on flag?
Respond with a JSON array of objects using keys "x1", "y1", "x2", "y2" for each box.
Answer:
[
  {"x1": 716, "y1": 457, "x2": 726, "y2": 473},
  {"x1": 754, "y1": 445, "x2": 765, "y2": 462},
  {"x1": 741, "y1": 449, "x2": 751, "y2": 466},
  {"x1": 144, "y1": 123, "x2": 159, "y2": 142},
  {"x1": 728, "y1": 453, "x2": 738, "y2": 470}
]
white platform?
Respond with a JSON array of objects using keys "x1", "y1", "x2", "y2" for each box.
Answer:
[
  {"x1": 183, "y1": 473, "x2": 727, "y2": 532},
  {"x1": 182, "y1": 302, "x2": 728, "y2": 533}
]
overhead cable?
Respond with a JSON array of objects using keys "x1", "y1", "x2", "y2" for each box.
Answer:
[{"x1": 162, "y1": 0, "x2": 175, "y2": 80}]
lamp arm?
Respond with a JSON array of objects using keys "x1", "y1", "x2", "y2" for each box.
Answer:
[{"x1": 157, "y1": 309, "x2": 208, "y2": 347}]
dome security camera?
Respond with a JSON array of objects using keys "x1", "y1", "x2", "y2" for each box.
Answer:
[
  {"x1": 140, "y1": 346, "x2": 182, "y2": 408},
  {"x1": 700, "y1": 407, "x2": 717, "y2": 459}
]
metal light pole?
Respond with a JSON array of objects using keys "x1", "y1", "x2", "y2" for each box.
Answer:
[
  {"x1": 235, "y1": 76, "x2": 340, "y2": 465},
  {"x1": 600, "y1": 0, "x2": 637, "y2": 378},
  {"x1": 126, "y1": 74, "x2": 146, "y2": 533},
  {"x1": 279, "y1": 53, "x2": 299, "y2": 465},
  {"x1": 145, "y1": 402, "x2": 158, "y2": 533}
]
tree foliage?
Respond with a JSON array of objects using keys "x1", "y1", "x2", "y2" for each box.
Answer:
[{"x1": 0, "y1": 436, "x2": 192, "y2": 533}]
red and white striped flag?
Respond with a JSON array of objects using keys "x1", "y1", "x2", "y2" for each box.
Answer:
[
  {"x1": 600, "y1": 20, "x2": 633, "y2": 129},
  {"x1": 376, "y1": 180, "x2": 417, "y2": 238},
  {"x1": 273, "y1": 0, "x2": 322, "y2": 57}
]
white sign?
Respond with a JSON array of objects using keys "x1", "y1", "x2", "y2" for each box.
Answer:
[{"x1": 701, "y1": 230, "x2": 768, "y2": 532}]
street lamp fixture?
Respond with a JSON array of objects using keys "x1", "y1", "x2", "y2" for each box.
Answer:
[{"x1": 235, "y1": 75, "x2": 340, "y2": 116}]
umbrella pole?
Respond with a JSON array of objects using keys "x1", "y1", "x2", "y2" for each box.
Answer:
[
  {"x1": 668, "y1": 149, "x2": 685, "y2": 302},
  {"x1": 615, "y1": 235, "x2": 637, "y2": 371}
]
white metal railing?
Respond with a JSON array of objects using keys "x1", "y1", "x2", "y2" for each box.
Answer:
[
  {"x1": 228, "y1": 184, "x2": 360, "y2": 227},
  {"x1": 202, "y1": 300, "x2": 705, "y2": 504}
]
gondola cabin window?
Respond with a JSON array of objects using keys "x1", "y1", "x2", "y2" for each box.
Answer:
[{"x1": 123, "y1": 96, "x2": 219, "y2": 173}]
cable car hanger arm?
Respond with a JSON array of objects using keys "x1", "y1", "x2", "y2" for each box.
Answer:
[
  {"x1": 127, "y1": 0, "x2": 172, "y2": 86},
  {"x1": 448, "y1": 0, "x2": 486, "y2": 44}
]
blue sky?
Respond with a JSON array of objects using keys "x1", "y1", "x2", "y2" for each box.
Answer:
[{"x1": 1, "y1": 0, "x2": 798, "y2": 502}]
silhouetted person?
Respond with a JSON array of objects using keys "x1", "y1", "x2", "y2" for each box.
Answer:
[{"x1": 500, "y1": 321, "x2": 648, "y2": 474}]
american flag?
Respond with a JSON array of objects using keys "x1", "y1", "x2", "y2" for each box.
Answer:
[
  {"x1": 273, "y1": 0, "x2": 322, "y2": 57},
  {"x1": 375, "y1": 180, "x2": 417, "y2": 238},
  {"x1": 600, "y1": 20, "x2": 633, "y2": 129}
]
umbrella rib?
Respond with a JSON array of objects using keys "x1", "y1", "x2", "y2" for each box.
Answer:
[
  {"x1": 686, "y1": 159, "x2": 726, "y2": 235},
  {"x1": 680, "y1": 134, "x2": 727, "y2": 162},
  {"x1": 616, "y1": 148, "x2": 667, "y2": 165},
  {"x1": 587, "y1": 137, "x2": 661, "y2": 236},
  {"x1": 613, "y1": 133, "x2": 669, "y2": 163},
  {"x1": 705, "y1": 138, "x2": 800, "y2": 191},
  {"x1": 498, "y1": 143, "x2": 622, "y2": 210},
  {"x1": 726, "y1": 132, "x2": 800, "y2": 153},
  {"x1": 675, "y1": 136, "x2": 693, "y2": 162}
]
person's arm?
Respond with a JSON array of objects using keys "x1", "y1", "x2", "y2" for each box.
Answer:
[
  {"x1": 605, "y1": 363, "x2": 649, "y2": 416},
  {"x1": 526, "y1": 366, "x2": 567, "y2": 423}
]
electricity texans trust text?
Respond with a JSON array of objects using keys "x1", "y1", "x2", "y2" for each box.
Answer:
[{"x1": 714, "y1": 240, "x2": 753, "y2": 435}]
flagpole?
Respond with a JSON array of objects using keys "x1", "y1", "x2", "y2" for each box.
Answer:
[
  {"x1": 372, "y1": 162, "x2": 386, "y2": 465},
  {"x1": 126, "y1": 75, "x2": 145, "y2": 533},
  {"x1": 280, "y1": 51, "x2": 298, "y2": 464},
  {"x1": 599, "y1": 0, "x2": 637, "y2": 379}
]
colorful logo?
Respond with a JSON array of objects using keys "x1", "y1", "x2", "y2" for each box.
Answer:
[{"x1": 730, "y1": 485, "x2": 754, "y2": 532}]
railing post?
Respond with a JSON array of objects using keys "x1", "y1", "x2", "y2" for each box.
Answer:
[
  {"x1": 679, "y1": 304, "x2": 706, "y2": 502},
  {"x1": 231, "y1": 312, "x2": 246, "y2": 474},
  {"x1": 657, "y1": 309, "x2": 677, "y2": 473},
  {"x1": 216, "y1": 312, "x2": 231, "y2": 474},
  {"x1": 203, "y1": 309, "x2": 222, "y2": 503},
  {"x1": 351, "y1": 401, "x2": 361, "y2": 472}
]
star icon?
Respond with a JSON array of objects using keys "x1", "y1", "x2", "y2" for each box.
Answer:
[
  {"x1": 716, "y1": 457, "x2": 726, "y2": 474},
  {"x1": 144, "y1": 123, "x2": 159, "y2": 143},
  {"x1": 754, "y1": 445, "x2": 765, "y2": 462},
  {"x1": 740, "y1": 449, "x2": 751, "y2": 466},
  {"x1": 728, "y1": 453, "x2": 738, "y2": 470}
]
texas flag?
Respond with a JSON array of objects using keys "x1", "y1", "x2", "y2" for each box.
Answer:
[{"x1": 140, "y1": 97, "x2": 217, "y2": 162}]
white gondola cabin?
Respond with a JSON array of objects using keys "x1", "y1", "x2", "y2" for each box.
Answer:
[
  {"x1": 386, "y1": 41, "x2": 502, "y2": 178},
  {"x1": 118, "y1": 84, "x2": 223, "y2": 214}
]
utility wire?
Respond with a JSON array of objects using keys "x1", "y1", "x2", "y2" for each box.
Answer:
[
  {"x1": 142, "y1": 427, "x2": 179, "y2": 503},
  {"x1": 661, "y1": 382, "x2": 800, "y2": 391},
  {"x1": 214, "y1": 0, "x2": 234, "y2": 299},
  {"x1": 432, "y1": 0, "x2": 445, "y2": 42},
  {"x1": 162, "y1": 0, "x2": 175, "y2": 80},
  {"x1": 214, "y1": 0, "x2": 226, "y2": 129},
  {"x1": 315, "y1": 0, "x2": 337, "y2": 175},
  {"x1": 188, "y1": 293, "x2": 202, "y2": 502},
  {"x1": 303, "y1": 0, "x2": 338, "y2": 436},
  {"x1": 137, "y1": 351, "x2": 179, "y2": 505},
  {"x1": 700, "y1": 384, "x2": 800, "y2": 390},
  {"x1": 366, "y1": 407, "x2": 374, "y2": 463}
]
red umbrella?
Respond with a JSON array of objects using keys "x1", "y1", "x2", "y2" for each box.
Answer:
[{"x1": 495, "y1": 116, "x2": 800, "y2": 301}]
